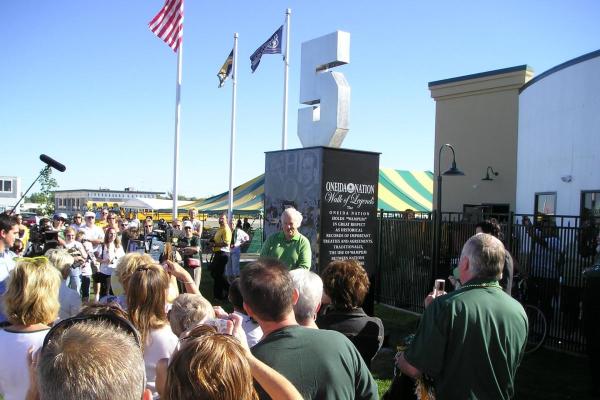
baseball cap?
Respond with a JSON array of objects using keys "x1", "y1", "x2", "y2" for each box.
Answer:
[
  {"x1": 84, "y1": 211, "x2": 96, "y2": 218},
  {"x1": 183, "y1": 221, "x2": 193, "y2": 229},
  {"x1": 54, "y1": 213, "x2": 68, "y2": 220}
]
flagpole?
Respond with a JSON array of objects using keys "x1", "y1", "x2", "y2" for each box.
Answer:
[
  {"x1": 228, "y1": 33, "x2": 239, "y2": 223},
  {"x1": 172, "y1": 43, "x2": 183, "y2": 221},
  {"x1": 281, "y1": 8, "x2": 291, "y2": 150}
]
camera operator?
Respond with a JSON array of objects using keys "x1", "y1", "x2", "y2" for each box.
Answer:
[{"x1": 51, "y1": 213, "x2": 69, "y2": 247}]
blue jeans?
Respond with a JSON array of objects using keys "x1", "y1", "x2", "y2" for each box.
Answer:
[{"x1": 67, "y1": 267, "x2": 82, "y2": 294}]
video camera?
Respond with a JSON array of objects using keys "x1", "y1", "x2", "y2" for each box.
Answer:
[{"x1": 26, "y1": 223, "x2": 60, "y2": 256}]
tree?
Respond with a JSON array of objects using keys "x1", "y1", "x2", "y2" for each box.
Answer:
[{"x1": 37, "y1": 167, "x2": 58, "y2": 215}]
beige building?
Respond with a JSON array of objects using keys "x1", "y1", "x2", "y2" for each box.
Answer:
[{"x1": 429, "y1": 65, "x2": 533, "y2": 217}]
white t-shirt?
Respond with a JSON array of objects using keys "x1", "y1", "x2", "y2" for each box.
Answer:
[
  {"x1": 58, "y1": 280, "x2": 82, "y2": 321},
  {"x1": 144, "y1": 325, "x2": 178, "y2": 397},
  {"x1": 80, "y1": 225, "x2": 106, "y2": 259},
  {"x1": 0, "y1": 328, "x2": 49, "y2": 400},
  {"x1": 98, "y1": 244, "x2": 125, "y2": 276},
  {"x1": 234, "y1": 310, "x2": 263, "y2": 347},
  {"x1": 0, "y1": 250, "x2": 16, "y2": 323}
]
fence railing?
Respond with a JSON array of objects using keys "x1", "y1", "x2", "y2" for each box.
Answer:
[{"x1": 375, "y1": 210, "x2": 599, "y2": 354}]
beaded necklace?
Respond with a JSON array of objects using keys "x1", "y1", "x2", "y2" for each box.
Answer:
[{"x1": 460, "y1": 281, "x2": 502, "y2": 290}]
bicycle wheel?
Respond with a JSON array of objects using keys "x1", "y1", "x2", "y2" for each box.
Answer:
[{"x1": 524, "y1": 304, "x2": 547, "y2": 354}]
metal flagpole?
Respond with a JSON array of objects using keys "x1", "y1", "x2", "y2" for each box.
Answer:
[
  {"x1": 281, "y1": 8, "x2": 291, "y2": 150},
  {"x1": 227, "y1": 33, "x2": 239, "y2": 223},
  {"x1": 172, "y1": 44, "x2": 183, "y2": 221}
]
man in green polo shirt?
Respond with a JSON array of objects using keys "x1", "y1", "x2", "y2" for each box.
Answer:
[
  {"x1": 397, "y1": 233, "x2": 528, "y2": 399},
  {"x1": 260, "y1": 207, "x2": 311, "y2": 270}
]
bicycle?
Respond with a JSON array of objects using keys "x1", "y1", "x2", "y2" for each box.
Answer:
[{"x1": 512, "y1": 274, "x2": 548, "y2": 354}]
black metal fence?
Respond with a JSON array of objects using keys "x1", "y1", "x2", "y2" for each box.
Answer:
[{"x1": 375, "y1": 210, "x2": 599, "y2": 354}]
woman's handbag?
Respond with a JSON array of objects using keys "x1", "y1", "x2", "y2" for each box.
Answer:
[{"x1": 185, "y1": 258, "x2": 201, "y2": 269}]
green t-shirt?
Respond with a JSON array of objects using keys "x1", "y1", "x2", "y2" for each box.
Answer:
[
  {"x1": 259, "y1": 231, "x2": 311, "y2": 270},
  {"x1": 404, "y1": 279, "x2": 528, "y2": 400},
  {"x1": 251, "y1": 325, "x2": 378, "y2": 400}
]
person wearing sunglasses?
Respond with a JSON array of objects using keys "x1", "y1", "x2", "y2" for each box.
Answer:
[
  {"x1": 0, "y1": 257, "x2": 61, "y2": 400},
  {"x1": 69, "y1": 213, "x2": 83, "y2": 232},
  {"x1": 79, "y1": 211, "x2": 105, "y2": 249},
  {"x1": 96, "y1": 208, "x2": 110, "y2": 229},
  {"x1": 178, "y1": 220, "x2": 201, "y2": 291},
  {"x1": 31, "y1": 311, "x2": 152, "y2": 400}
]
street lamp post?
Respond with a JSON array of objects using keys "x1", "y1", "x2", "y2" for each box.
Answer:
[{"x1": 433, "y1": 144, "x2": 464, "y2": 280}]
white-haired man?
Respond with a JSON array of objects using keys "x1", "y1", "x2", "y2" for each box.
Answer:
[
  {"x1": 289, "y1": 269, "x2": 323, "y2": 329},
  {"x1": 260, "y1": 207, "x2": 311, "y2": 270},
  {"x1": 397, "y1": 233, "x2": 528, "y2": 399}
]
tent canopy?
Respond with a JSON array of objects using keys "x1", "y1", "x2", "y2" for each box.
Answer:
[
  {"x1": 378, "y1": 169, "x2": 433, "y2": 212},
  {"x1": 183, "y1": 169, "x2": 432, "y2": 214},
  {"x1": 122, "y1": 198, "x2": 194, "y2": 210}
]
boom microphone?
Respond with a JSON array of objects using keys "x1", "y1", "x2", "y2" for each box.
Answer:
[{"x1": 40, "y1": 154, "x2": 66, "y2": 172}]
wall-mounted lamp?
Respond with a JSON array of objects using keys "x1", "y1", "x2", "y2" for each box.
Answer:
[{"x1": 482, "y1": 166, "x2": 499, "y2": 181}]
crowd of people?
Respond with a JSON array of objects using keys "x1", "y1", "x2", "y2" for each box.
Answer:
[{"x1": 0, "y1": 206, "x2": 538, "y2": 400}]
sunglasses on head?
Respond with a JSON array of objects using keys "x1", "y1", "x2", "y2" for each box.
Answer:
[
  {"x1": 41, "y1": 313, "x2": 145, "y2": 397},
  {"x1": 43, "y1": 313, "x2": 141, "y2": 350}
]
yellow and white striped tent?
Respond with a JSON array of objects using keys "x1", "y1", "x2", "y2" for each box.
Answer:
[{"x1": 184, "y1": 169, "x2": 433, "y2": 214}]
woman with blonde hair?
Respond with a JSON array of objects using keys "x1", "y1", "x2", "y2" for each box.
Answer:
[
  {"x1": 101, "y1": 252, "x2": 155, "y2": 310},
  {"x1": 0, "y1": 257, "x2": 61, "y2": 400},
  {"x1": 127, "y1": 263, "x2": 178, "y2": 397}
]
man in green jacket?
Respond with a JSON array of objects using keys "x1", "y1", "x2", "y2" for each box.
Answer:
[{"x1": 397, "y1": 233, "x2": 528, "y2": 400}]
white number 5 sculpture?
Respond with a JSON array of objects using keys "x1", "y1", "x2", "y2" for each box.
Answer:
[{"x1": 298, "y1": 31, "x2": 350, "y2": 148}]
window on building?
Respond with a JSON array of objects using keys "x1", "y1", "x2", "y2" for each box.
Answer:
[
  {"x1": 534, "y1": 192, "x2": 557, "y2": 217},
  {"x1": 581, "y1": 191, "x2": 600, "y2": 221},
  {"x1": 1, "y1": 180, "x2": 12, "y2": 192}
]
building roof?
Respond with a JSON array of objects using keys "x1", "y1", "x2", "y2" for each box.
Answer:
[
  {"x1": 519, "y1": 48, "x2": 600, "y2": 93},
  {"x1": 54, "y1": 189, "x2": 164, "y2": 195},
  {"x1": 428, "y1": 65, "x2": 532, "y2": 87}
]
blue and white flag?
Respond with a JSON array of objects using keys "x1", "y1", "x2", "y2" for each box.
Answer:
[{"x1": 250, "y1": 25, "x2": 283, "y2": 73}]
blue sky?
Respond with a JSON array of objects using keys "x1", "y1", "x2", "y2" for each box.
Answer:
[{"x1": 2, "y1": 0, "x2": 599, "y2": 198}]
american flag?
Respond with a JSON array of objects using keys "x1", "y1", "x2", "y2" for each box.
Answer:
[{"x1": 149, "y1": 0, "x2": 184, "y2": 52}]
